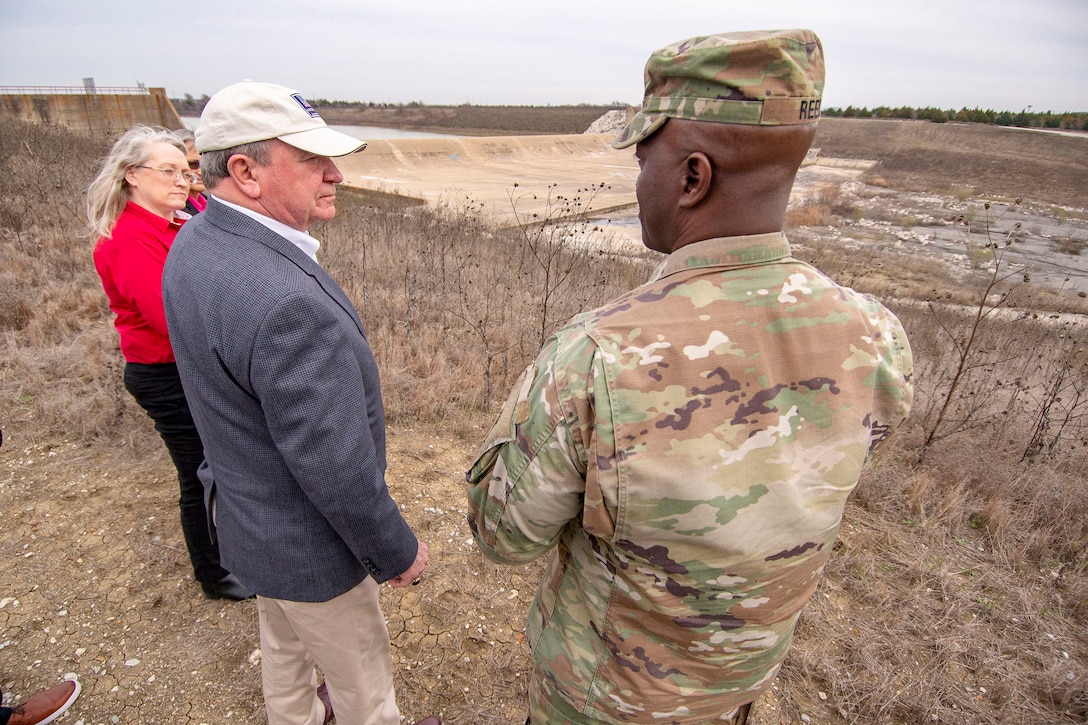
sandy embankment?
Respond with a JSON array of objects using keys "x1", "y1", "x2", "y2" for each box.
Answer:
[{"x1": 337, "y1": 134, "x2": 871, "y2": 249}]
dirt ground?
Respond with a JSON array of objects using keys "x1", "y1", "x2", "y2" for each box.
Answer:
[
  {"x1": 1, "y1": 421, "x2": 543, "y2": 724},
  {"x1": 2, "y1": 419, "x2": 823, "y2": 725}
]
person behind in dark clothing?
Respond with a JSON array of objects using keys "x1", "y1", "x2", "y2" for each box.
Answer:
[{"x1": 175, "y1": 129, "x2": 208, "y2": 216}]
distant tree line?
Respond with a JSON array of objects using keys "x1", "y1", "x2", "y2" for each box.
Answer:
[
  {"x1": 171, "y1": 94, "x2": 209, "y2": 116},
  {"x1": 172, "y1": 95, "x2": 625, "y2": 114},
  {"x1": 824, "y1": 105, "x2": 1087, "y2": 131},
  {"x1": 171, "y1": 94, "x2": 1085, "y2": 132}
]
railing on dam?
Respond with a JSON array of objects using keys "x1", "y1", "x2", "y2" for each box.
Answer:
[{"x1": 0, "y1": 85, "x2": 152, "y2": 95}]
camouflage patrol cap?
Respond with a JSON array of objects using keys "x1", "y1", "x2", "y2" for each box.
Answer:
[{"x1": 612, "y1": 29, "x2": 825, "y2": 149}]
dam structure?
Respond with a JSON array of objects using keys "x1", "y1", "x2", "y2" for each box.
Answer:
[{"x1": 0, "y1": 84, "x2": 185, "y2": 136}]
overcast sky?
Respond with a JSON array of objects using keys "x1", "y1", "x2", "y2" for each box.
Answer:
[{"x1": 1, "y1": 0, "x2": 1085, "y2": 113}]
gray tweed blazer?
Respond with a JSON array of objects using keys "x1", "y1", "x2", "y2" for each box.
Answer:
[{"x1": 163, "y1": 198, "x2": 417, "y2": 602}]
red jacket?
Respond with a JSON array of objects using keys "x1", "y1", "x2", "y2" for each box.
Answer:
[{"x1": 94, "y1": 201, "x2": 185, "y2": 363}]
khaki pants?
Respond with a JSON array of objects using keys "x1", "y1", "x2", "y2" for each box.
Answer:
[{"x1": 257, "y1": 578, "x2": 400, "y2": 725}]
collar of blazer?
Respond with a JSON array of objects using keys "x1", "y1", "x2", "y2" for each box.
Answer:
[{"x1": 200, "y1": 198, "x2": 368, "y2": 339}]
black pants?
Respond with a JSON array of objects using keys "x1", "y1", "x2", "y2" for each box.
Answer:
[{"x1": 124, "y1": 362, "x2": 227, "y2": 585}]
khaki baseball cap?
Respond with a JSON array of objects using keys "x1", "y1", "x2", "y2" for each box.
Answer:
[
  {"x1": 196, "y1": 80, "x2": 367, "y2": 157},
  {"x1": 613, "y1": 29, "x2": 825, "y2": 149}
]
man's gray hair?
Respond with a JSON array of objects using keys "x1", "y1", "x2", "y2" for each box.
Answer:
[{"x1": 200, "y1": 140, "x2": 272, "y2": 188}]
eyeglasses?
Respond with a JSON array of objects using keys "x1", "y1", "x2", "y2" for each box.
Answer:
[
  {"x1": 135, "y1": 165, "x2": 200, "y2": 184},
  {"x1": 188, "y1": 160, "x2": 202, "y2": 171}
]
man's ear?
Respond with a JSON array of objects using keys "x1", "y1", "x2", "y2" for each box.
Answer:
[
  {"x1": 226, "y1": 154, "x2": 261, "y2": 200},
  {"x1": 679, "y1": 151, "x2": 712, "y2": 209}
]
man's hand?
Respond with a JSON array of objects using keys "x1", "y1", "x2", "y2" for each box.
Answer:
[{"x1": 387, "y1": 541, "x2": 429, "y2": 587}]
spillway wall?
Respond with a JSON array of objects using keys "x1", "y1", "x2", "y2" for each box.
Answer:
[{"x1": 0, "y1": 87, "x2": 185, "y2": 137}]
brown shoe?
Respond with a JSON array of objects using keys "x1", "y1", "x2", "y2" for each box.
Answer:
[
  {"x1": 317, "y1": 681, "x2": 333, "y2": 725},
  {"x1": 413, "y1": 718, "x2": 441, "y2": 725},
  {"x1": 7, "y1": 678, "x2": 81, "y2": 725}
]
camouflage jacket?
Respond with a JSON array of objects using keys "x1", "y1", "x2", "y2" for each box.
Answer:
[{"x1": 467, "y1": 233, "x2": 913, "y2": 723}]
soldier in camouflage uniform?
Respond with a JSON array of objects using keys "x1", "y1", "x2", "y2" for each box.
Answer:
[{"x1": 466, "y1": 30, "x2": 913, "y2": 724}]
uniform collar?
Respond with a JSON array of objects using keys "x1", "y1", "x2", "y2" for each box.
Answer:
[{"x1": 650, "y1": 232, "x2": 792, "y2": 282}]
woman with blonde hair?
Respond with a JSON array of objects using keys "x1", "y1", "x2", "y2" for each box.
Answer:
[{"x1": 88, "y1": 125, "x2": 251, "y2": 602}]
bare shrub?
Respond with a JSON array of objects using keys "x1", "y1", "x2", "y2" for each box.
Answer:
[
  {"x1": 914, "y1": 202, "x2": 1033, "y2": 458},
  {"x1": 316, "y1": 183, "x2": 653, "y2": 424},
  {"x1": 786, "y1": 182, "x2": 841, "y2": 227},
  {"x1": 785, "y1": 204, "x2": 830, "y2": 227},
  {"x1": 1052, "y1": 236, "x2": 1086, "y2": 256}
]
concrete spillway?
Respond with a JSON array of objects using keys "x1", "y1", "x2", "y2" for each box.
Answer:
[
  {"x1": 336, "y1": 133, "x2": 641, "y2": 238},
  {"x1": 335, "y1": 133, "x2": 872, "y2": 249}
]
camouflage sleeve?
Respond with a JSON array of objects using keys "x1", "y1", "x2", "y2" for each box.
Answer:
[
  {"x1": 465, "y1": 331, "x2": 593, "y2": 565},
  {"x1": 858, "y1": 297, "x2": 914, "y2": 454}
]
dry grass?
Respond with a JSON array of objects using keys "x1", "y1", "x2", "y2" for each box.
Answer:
[
  {"x1": 1, "y1": 115, "x2": 1086, "y2": 723},
  {"x1": 814, "y1": 118, "x2": 1088, "y2": 210},
  {"x1": 318, "y1": 186, "x2": 652, "y2": 424},
  {"x1": 798, "y1": 436, "x2": 1088, "y2": 723},
  {"x1": 0, "y1": 119, "x2": 134, "y2": 448}
]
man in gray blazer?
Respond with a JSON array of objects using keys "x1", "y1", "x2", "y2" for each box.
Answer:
[{"x1": 163, "y1": 81, "x2": 439, "y2": 725}]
